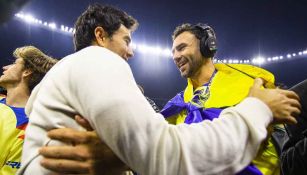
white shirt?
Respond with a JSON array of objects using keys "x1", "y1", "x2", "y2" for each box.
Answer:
[{"x1": 19, "y1": 46, "x2": 272, "y2": 175}]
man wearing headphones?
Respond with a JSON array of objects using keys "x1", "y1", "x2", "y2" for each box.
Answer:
[
  {"x1": 160, "y1": 23, "x2": 281, "y2": 175},
  {"x1": 35, "y1": 20, "x2": 300, "y2": 175}
]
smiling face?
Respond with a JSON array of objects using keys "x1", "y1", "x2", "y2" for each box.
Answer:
[
  {"x1": 172, "y1": 31, "x2": 204, "y2": 78},
  {"x1": 97, "y1": 24, "x2": 134, "y2": 62}
]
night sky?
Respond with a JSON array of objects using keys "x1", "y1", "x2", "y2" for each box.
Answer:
[{"x1": 0, "y1": 0, "x2": 306, "y2": 107}]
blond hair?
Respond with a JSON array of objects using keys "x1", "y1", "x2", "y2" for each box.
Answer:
[{"x1": 13, "y1": 46, "x2": 58, "y2": 91}]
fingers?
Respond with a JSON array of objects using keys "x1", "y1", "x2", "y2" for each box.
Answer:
[
  {"x1": 272, "y1": 100, "x2": 300, "y2": 125},
  {"x1": 279, "y1": 89, "x2": 301, "y2": 101},
  {"x1": 39, "y1": 145, "x2": 91, "y2": 160},
  {"x1": 40, "y1": 158, "x2": 91, "y2": 174},
  {"x1": 75, "y1": 115, "x2": 93, "y2": 131},
  {"x1": 279, "y1": 116, "x2": 298, "y2": 125},
  {"x1": 47, "y1": 128, "x2": 97, "y2": 144}
]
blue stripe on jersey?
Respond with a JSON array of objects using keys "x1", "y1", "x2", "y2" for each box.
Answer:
[{"x1": 0, "y1": 98, "x2": 28, "y2": 127}]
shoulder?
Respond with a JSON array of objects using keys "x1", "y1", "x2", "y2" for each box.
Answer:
[{"x1": 214, "y1": 63, "x2": 275, "y2": 84}]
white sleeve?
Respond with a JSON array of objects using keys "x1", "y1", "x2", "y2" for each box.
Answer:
[{"x1": 58, "y1": 48, "x2": 273, "y2": 175}]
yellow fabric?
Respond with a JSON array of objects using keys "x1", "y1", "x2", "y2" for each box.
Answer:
[
  {"x1": 166, "y1": 63, "x2": 279, "y2": 175},
  {"x1": 252, "y1": 137, "x2": 280, "y2": 175},
  {"x1": 0, "y1": 103, "x2": 25, "y2": 175}
]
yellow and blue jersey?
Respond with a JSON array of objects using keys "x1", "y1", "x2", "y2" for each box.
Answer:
[{"x1": 0, "y1": 98, "x2": 28, "y2": 175}]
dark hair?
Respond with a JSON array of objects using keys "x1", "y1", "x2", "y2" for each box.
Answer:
[
  {"x1": 73, "y1": 4, "x2": 138, "y2": 51},
  {"x1": 172, "y1": 23, "x2": 204, "y2": 41},
  {"x1": 13, "y1": 46, "x2": 58, "y2": 91}
]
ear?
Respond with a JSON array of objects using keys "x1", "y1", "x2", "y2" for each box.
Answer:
[
  {"x1": 94, "y1": 26, "x2": 108, "y2": 47},
  {"x1": 22, "y1": 69, "x2": 32, "y2": 79}
]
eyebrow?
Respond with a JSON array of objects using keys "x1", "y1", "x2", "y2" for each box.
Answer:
[
  {"x1": 172, "y1": 43, "x2": 186, "y2": 54},
  {"x1": 124, "y1": 35, "x2": 131, "y2": 43}
]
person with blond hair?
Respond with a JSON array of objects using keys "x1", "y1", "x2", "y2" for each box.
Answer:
[{"x1": 0, "y1": 45, "x2": 57, "y2": 174}]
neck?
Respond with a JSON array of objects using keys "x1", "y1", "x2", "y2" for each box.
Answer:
[
  {"x1": 5, "y1": 84, "x2": 30, "y2": 107},
  {"x1": 190, "y1": 59, "x2": 216, "y2": 88}
]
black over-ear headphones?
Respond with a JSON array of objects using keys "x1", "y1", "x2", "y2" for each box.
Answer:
[{"x1": 193, "y1": 23, "x2": 217, "y2": 58}]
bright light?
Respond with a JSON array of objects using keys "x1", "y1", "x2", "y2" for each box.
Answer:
[
  {"x1": 252, "y1": 57, "x2": 265, "y2": 65},
  {"x1": 24, "y1": 14, "x2": 35, "y2": 23},
  {"x1": 130, "y1": 43, "x2": 137, "y2": 50},
  {"x1": 48, "y1": 23, "x2": 56, "y2": 29},
  {"x1": 13, "y1": 12, "x2": 306, "y2": 64},
  {"x1": 69, "y1": 28, "x2": 74, "y2": 33},
  {"x1": 162, "y1": 48, "x2": 172, "y2": 57}
]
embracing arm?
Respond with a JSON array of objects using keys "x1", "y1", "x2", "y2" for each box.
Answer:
[{"x1": 44, "y1": 48, "x2": 300, "y2": 175}]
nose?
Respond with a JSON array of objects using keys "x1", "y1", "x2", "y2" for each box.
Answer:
[
  {"x1": 125, "y1": 46, "x2": 134, "y2": 59},
  {"x1": 172, "y1": 50, "x2": 181, "y2": 64},
  {"x1": 2, "y1": 65, "x2": 11, "y2": 71}
]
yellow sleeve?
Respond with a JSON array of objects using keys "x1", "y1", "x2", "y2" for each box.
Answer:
[
  {"x1": 0, "y1": 105, "x2": 24, "y2": 174},
  {"x1": 0, "y1": 105, "x2": 15, "y2": 168},
  {"x1": 0, "y1": 139, "x2": 23, "y2": 175}
]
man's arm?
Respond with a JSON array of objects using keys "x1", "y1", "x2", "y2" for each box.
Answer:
[{"x1": 40, "y1": 74, "x2": 300, "y2": 175}]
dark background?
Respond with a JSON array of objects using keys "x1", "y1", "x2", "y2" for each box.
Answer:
[{"x1": 0, "y1": 0, "x2": 306, "y2": 108}]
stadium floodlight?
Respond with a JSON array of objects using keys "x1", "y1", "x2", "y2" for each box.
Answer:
[
  {"x1": 137, "y1": 44, "x2": 150, "y2": 54},
  {"x1": 13, "y1": 12, "x2": 306, "y2": 63},
  {"x1": 154, "y1": 46, "x2": 162, "y2": 55},
  {"x1": 162, "y1": 48, "x2": 172, "y2": 57},
  {"x1": 69, "y1": 28, "x2": 74, "y2": 33},
  {"x1": 48, "y1": 23, "x2": 56, "y2": 29},
  {"x1": 24, "y1": 14, "x2": 35, "y2": 23},
  {"x1": 252, "y1": 56, "x2": 265, "y2": 65},
  {"x1": 130, "y1": 43, "x2": 137, "y2": 50}
]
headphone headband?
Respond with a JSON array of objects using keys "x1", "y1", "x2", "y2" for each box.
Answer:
[{"x1": 193, "y1": 23, "x2": 217, "y2": 58}]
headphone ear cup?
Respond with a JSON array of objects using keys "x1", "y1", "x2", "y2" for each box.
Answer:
[
  {"x1": 200, "y1": 36, "x2": 208, "y2": 57},
  {"x1": 205, "y1": 36, "x2": 217, "y2": 57},
  {"x1": 197, "y1": 25, "x2": 217, "y2": 58}
]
